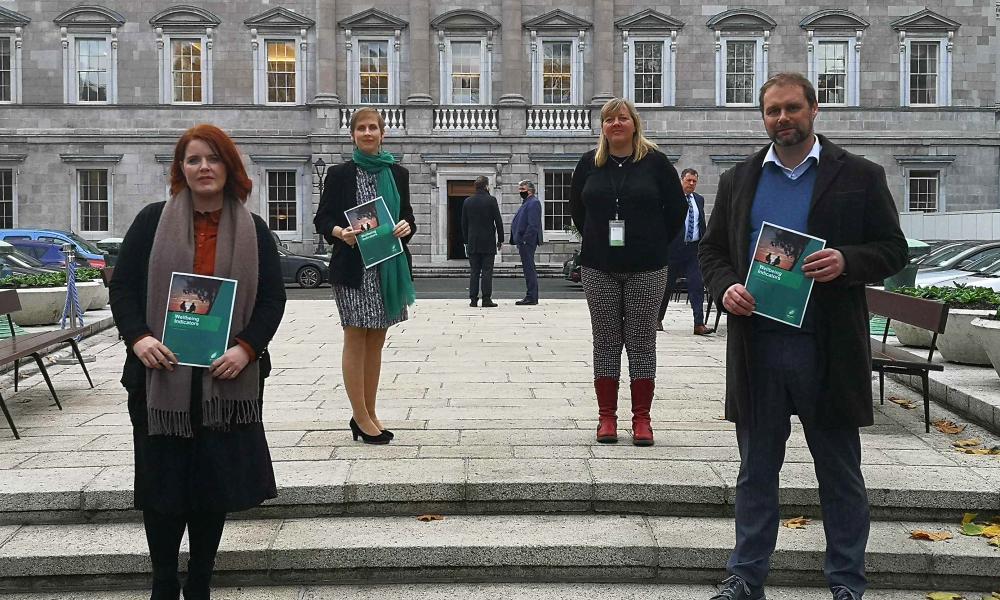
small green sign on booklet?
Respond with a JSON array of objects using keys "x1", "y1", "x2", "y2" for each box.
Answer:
[
  {"x1": 161, "y1": 272, "x2": 237, "y2": 368},
  {"x1": 745, "y1": 222, "x2": 826, "y2": 328},
  {"x1": 345, "y1": 195, "x2": 404, "y2": 269}
]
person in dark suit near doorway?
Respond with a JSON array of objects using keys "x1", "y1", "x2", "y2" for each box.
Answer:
[
  {"x1": 657, "y1": 168, "x2": 710, "y2": 334},
  {"x1": 461, "y1": 176, "x2": 504, "y2": 307},
  {"x1": 511, "y1": 179, "x2": 543, "y2": 305},
  {"x1": 699, "y1": 73, "x2": 907, "y2": 600}
]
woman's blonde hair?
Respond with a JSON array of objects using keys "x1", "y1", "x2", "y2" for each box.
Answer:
[{"x1": 594, "y1": 97, "x2": 658, "y2": 168}]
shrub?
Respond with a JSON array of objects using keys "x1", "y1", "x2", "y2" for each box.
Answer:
[
  {"x1": 0, "y1": 268, "x2": 102, "y2": 289},
  {"x1": 893, "y1": 284, "x2": 1000, "y2": 310}
]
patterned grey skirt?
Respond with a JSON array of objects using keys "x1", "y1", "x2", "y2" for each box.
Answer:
[{"x1": 333, "y1": 266, "x2": 408, "y2": 329}]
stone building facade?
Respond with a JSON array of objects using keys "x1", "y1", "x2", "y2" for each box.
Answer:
[{"x1": 0, "y1": 1, "x2": 996, "y2": 265}]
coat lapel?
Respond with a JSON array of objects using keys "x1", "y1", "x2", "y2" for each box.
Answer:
[{"x1": 808, "y1": 135, "x2": 846, "y2": 216}]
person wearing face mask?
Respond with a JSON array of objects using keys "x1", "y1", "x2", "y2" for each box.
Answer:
[{"x1": 510, "y1": 179, "x2": 542, "y2": 305}]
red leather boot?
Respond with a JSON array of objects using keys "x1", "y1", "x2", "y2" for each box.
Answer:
[
  {"x1": 630, "y1": 378, "x2": 655, "y2": 446},
  {"x1": 595, "y1": 377, "x2": 619, "y2": 443}
]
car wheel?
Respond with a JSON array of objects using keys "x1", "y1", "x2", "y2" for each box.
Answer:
[{"x1": 297, "y1": 265, "x2": 321, "y2": 289}]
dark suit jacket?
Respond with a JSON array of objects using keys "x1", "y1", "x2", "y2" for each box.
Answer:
[
  {"x1": 510, "y1": 195, "x2": 543, "y2": 246},
  {"x1": 699, "y1": 135, "x2": 907, "y2": 429},
  {"x1": 667, "y1": 191, "x2": 707, "y2": 261},
  {"x1": 313, "y1": 161, "x2": 416, "y2": 288},
  {"x1": 461, "y1": 190, "x2": 503, "y2": 255}
]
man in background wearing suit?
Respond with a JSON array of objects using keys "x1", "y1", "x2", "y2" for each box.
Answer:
[
  {"x1": 511, "y1": 179, "x2": 543, "y2": 305},
  {"x1": 658, "y1": 168, "x2": 710, "y2": 335},
  {"x1": 461, "y1": 176, "x2": 503, "y2": 307}
]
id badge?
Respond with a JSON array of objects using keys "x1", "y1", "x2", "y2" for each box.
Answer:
[{"x1": 609, "y1": 220, "x2": 625, "y2": 247}]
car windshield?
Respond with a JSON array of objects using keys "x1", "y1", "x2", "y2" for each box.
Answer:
[
  {"x1": 958, "y1": 248, "x2": 1000, "y2": 272},
  {"x1": 8, "y1": 250, "x2": 46, "y2": 268},
  {"x1": 66, "y1": 232, "x2": 103, "y2": 255},
  {"x1": 920, "y1": 242, "x2": 978, "y2": 267}
]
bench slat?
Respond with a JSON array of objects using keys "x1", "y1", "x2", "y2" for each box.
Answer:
[
  {"x1": 866, "y1": 287, "x2": 948, "y2": 334},
  {"x1": 0, "y1": 329, "x2": 85, "y2": 364}
]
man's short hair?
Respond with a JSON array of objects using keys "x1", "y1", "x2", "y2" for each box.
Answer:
[
  {"x1": 680, "y1": 168, "x2": 699, "y2": 178},
  {"x1": 474, "y1": 176, "x2": 489, "y2": 191},
  {"x1": 758, "y1": 73, "x2": 817, "y2": 113},
  {"x1": 518, "y1": 179, "x2": 536, "y2": 193}
]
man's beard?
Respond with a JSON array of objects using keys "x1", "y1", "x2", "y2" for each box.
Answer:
[{"x1": 769, "y1": 124, "x2": 812, "y2": 147}]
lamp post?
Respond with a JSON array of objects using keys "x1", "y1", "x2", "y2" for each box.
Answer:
[{"x1": 313, "y1": 157, "x2": 329, "y2": 255}]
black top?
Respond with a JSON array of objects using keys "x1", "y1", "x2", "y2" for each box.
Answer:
[
  {"x1": 313, "y1": 161, "x2": 416, "y2": 288},
  {"x1": 461, "y1": 190, "x2": 504, "y2": 255},
  {"x1": 569, "y1": 148, "x2": 687, "y2": 272}
]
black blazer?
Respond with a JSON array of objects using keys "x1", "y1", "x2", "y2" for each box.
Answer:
[
  {"x1": 667, "y1": 192, "x2": 707, "y2": 259},
  {"x1": 313, "y1": 161, "x2": 416, "y2": 288},
  {"x1": 461, "y1": 190, "x2": 504, "y2": 255},
  {"x1": 109, "y1": 201, "x2": 287, "y2": 390},
  {"x1": 699, "y1": 135, "x2": 908, "y2": 429}
]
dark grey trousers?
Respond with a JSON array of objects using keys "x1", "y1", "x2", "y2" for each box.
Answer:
[{"x1": 468, "y1": 252, "x2": 495, "y2": 300}]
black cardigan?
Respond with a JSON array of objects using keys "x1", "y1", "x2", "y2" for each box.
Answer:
[
  {"x1": 109, "y1": 202, "x2": 287, "y2": 390},
  {"x1": 313, "y1": 161, "x2": 416, "y2": 288},
  {"x1": 569, "y1": 149, "x2": 687, "y2": 273}
]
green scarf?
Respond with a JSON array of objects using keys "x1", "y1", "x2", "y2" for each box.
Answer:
[{"x1": 353, "y1": 148, "x2": 416, "y2": 319}]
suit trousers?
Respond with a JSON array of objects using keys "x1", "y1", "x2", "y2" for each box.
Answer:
[
  {"x1": 517, "y1": 242, "x2": 538, "y2": 301},
  {"x1": 144, "y1": 509, "x2": 226, "y2": 600},
  {"x1": 727, "y1": 327, "x2": 869, "y2": 596},
  {"x1": 658, "y1": 246, "x2": 705, "y2": 325},
  {"x1": 468, "y1": 252, "x2": 495, "y2": 300}
]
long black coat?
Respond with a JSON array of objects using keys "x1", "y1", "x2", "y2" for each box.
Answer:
[
  {"x1": 313, "y1": 161, "x2": 416, "y2": 288},
  {"x1": 109, "y1": 201, "x2": 287, "y2": 514},
  {"x1": 699, "y1": 135, "x2": 908, "y2": 429},
  {"x1": 461, "y1": 190, "x2": 504, "y2": 255}
]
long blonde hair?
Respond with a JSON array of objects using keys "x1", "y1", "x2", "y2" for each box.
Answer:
[{"x1": 594, "y1": 97, "x2": 658, "y2": 168}]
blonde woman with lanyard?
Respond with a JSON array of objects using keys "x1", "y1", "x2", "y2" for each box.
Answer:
[
  {"x1": 569, "y1": 98, "x2": 687, "y2": 446},
  {"x1": 314, "y1": 107, "x2": 417, "y2": 445}
]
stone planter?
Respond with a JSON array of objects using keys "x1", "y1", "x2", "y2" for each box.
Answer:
[
  {"x1": 76, "y1": 281, "x2": 100, "y2": 312},
  {"x1": 85, "y1": 281, "x2": 109, "y2": 310},
  {"x1": 9, "y1": 283, "x2": 101, "y2": 326},
  {"x1": 936, "y1": 308, "x2": 994, "y2": 366},
  {"x1": 892, "y1": 321, "x2": 934, "y2": 348},
  {"x1": 971, "y1": 317, "x2": 1000, "y2": 378}
]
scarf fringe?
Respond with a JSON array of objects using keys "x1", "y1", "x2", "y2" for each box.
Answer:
[
  {"x1": 202, "y1": 394, "x2": 262, "y2": 432},
  {"x1": 148, "y1": 407, "x2": 194, "y2": 438}
]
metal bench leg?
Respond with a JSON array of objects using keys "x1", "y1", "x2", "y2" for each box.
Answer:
[
  {"x1": 879, "y1": 370, "x2": 885, "y2": 405},
  {"x1": 0, "y1": 391, "x2": 18, "y2": 440},
  {"x1": 13, "y1": 358, "x2": 18, "y2": 392},
  {"x1": 30, "y1": 353, "x2": 62, "y2": 411},
  {"x1": 68, "y1": 339, "x2": 94, "y2": 389},
  {"x1": 921, "y1": 373, "x2": 930, "y2": 433}
]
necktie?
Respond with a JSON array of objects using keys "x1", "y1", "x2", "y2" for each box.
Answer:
[{"x1": 684, "y1": 195, "x2": 696, "y2": 242}]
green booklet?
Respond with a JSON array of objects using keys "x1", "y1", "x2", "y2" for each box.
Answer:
[
  {"x1": 161, "y1": 272, "x2": 237, "y2": 368},
  {"x1": 345, "y1": 195, "x2": 403, "y2": 269},
  {"x1": 745, "y1": 222, "x2": 826, "y2": 328}
]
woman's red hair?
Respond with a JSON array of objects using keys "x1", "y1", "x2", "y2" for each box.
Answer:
[{"x1": 169, "y1": 124, "x2": 253, "y2": 201}]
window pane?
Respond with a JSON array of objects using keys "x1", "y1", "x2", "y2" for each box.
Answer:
[
  {"x1": 543, "y1": 170, "x2": 573, "y2": 231},
  {"x1": 266, "y1": 40, "x2": 296, "y2": 103},
  {"x1": 633, "y1": 41, "x2": 663, "y2": 105},
  {"x1": 908, "y1": 170, "x2": 939, "y2": 212},
  {"x1": 726, "y1": 41, "x2": 755, "y2": 104},
  {"x1": 910, "y1": 42, "x2": 938, "y2": 105},
  {"x1": 542, "y1": 42, "x2": 572, "y2": 104},
  {"x1": 0, "y1": 169, "x2": 12, "y2": 228},
  {"x1": 78, "y1": 169, "x2": 109, "y2": 232},
  {"x1": 76, "y1": 38, "x2": 109, "y2": 102},
  {"x1": 359, "y1": 41, "x2": 389, "y2": 104},
  {"x1": 450, "y1": 41, "x2": 481, "y2": 104},
  {"x1": 267, "y1": 171, "x2": 297, "y2": 232},
  {"x1": 0, "y1": 38, "x2": 10, "y2": 102},
  {"x1": 171, "y1": 39, "x2": 202, "y2": 103},
  {"x1": 816, "y1": 41, "x2": 847, "y2": 105}
]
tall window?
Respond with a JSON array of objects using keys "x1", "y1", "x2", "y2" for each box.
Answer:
[
  {"x1": 171, "y1": 39, "x2": 202, "y2": 103},
  {"x1": 78, "y1": 169, "x2": 109, "y2": 232},
  {"x1": 266, "y1": 40, "x2": 296, "y2": 104},
  {"x1": 907, "y1": 170, "x2": 939, "y2": 212},
  {"x1": 544, "y1": 170, "x2": 573, "y2": 231},
  {"x1": 76, "y1": 38, "x2": 109, "y2": 102},
  {"x1": 450, "y1": 41, "x2": 481, "y2": 104},
  {"x1": 909, "y1": 41, "x2": 939, "y2": 105},
  {"x1": 0, "y1": 38, "x2": 10, "y2": 103},
  {"x1": 267, "y1": 170, "x2": 297, "y2": 232},
  {"x1": 0, "y1": 169, "x2": 13, "y2": 228},
  {"x1": 542, "y1": 41, "x2": 572, "y2": 104},
  {"x1": 725, "y1": 41, "x2": 756, "y2": 105},
  {"x1": 633, "y1": 41, "x2": 663, "y2": 105},
  {"x1": 359, "y1": 40, "x2": 389, "y2": 104},
  {"x1": 816, "y1": 41, "x2": 847, "y2": 105}
]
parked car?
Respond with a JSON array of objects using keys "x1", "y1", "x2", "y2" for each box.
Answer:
[
  {"x1": 270, "y1": 232, "x2": 330, "y2": 289},
  {"x1": 0, "y1": 229, "x2": 107, "y2": 267},
  {"x1": 5, "y1": 240, "x2": 91, "y2": 268},
  {"x1": 915, "y1": 240, "x2": 1000, "y2": 273},
  {"x1": 0, "y1": 250, "x2": 62, "y2": 276},
  {"x1": 562, "y1": 250, "x2": 581, "y2": 283},
  {"x1": 914, "y1": 246, "x2": 1000, "y2": 287}
]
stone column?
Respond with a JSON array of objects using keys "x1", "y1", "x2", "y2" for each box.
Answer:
[
  {"x1": 497, "y1": 0, "x2": 525, "y2": 105},
  {"x1": 590, "y1": 0, "x2": 614, "y2": 105},
  {"x1": 312, "y1": 0, "x2": 340, "y2": 104},
  {"x1": 406, "y1": 0, "x2": 433, "y2": 104}
]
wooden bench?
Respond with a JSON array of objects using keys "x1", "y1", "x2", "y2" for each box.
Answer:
[
  {"x1": 0, "y1": 289, "x2": 94, "y2": 439},
  {"x1": 866, "y1": 287, "x2": 948, "y2": 433}
]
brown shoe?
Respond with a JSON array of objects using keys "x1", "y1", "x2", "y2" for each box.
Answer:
[{"x1": 693, "y1": 324, "x2": 712, "y2": 336}]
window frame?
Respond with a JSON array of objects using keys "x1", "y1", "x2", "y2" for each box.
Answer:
[
  {"x1": 263, "y1": 168, "x2": 302, "y2": 235},
  {"x1": 0, "y1": 33, "x2": 18, "y2": 105},
  {"x1": 350, "y1": 35, "x2": 398, "y2": 105},
  {"x1": 716, "y1": 36, "x2": 766, "y2": 107},
  {"x1": 532, "y1": 35, "x2": 582, "y2": 106},
  {"x1": 905, "y1": 168, "x2": 943, "y2": 213},
  {"x1": 157, "y1": 30, "x2": 214, "y2": 105},
  {"x1": 623, "y1": 35, "x2": 675, "y2": 107},
  {"x1": 901, "y1": 36, "x2": 950, "y2": 108},
  {"x1": 808, "y1": 35, "x2": 859, "y2": 107},
  {"x1": 536, "y1": 165, "x2": 575, "y2": 238},
  {"x1": 65, "y1": 33, "x2": 116, "y2": 105},
  {"x1": 0, "y1": 167, "x2": 17, "y2": 228},
  {"x1": 72, "y1": 167, "x2": 113, "y2": 238},
  {"x1": 253, "y1": 34, "x2": 305, "y2": 106},
  {"x1": 441, "y1": 37, "x2": 489, "y2": 106},
  {"x1": 251, "y1": 157, "x2": 309, "y2": 241}
]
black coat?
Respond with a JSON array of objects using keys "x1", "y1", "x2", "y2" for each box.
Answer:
[
  {"x1": 667, "y1": 192, "x2": 707, "y2": 261},
  {"x1": 699, "y1": 135, "x2": 908, "y2": 429},
  {"x1": 313, "y1": 161, "x2": 416, "y2": 288},
  {"x1": 461, "y1": 190, "x2": 504, "y2": 255}
]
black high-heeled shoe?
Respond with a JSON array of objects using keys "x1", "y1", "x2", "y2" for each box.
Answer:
[{"x1": 349, "y1": 418, "x2": 391, "y2": 445}]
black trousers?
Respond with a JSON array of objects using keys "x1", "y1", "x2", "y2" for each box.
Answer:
[
  {"x1": 144, "y1": 509, "x2": 227, "y2": 600},
  {"x1": 468, "y1": 252, "x2": 496, "y2": 300}
]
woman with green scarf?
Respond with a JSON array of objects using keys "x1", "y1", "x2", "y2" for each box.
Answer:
[{"x1": 314, "y1": 107, "x2": 416, "y2": 445}]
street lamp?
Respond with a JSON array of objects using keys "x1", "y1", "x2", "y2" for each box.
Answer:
[{"x1": 313, "y1": 157, "x2": 328, "y2": 254}]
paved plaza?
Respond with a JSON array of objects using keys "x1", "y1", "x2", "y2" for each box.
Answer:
[{"x1": 0, "y1": 300, "x2": 997, "y2": 597}]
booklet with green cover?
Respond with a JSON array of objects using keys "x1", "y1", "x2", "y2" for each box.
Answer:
[
  {"x1": 745, "y1": 222, "x2": 826, "y2": 328},
  {"x1": 161, "y1": 272, "x2": 237, "y2": 368},
  {"x1": 345, "y1": 195, "x2": 403, "y2": 269}
]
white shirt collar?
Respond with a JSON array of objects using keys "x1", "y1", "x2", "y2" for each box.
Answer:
[{"x1": 762, "y1": 135, "x2": 822, "y2": 179}]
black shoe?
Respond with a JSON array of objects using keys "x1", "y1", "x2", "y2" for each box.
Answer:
[
  {"x1": 656, "y1": 320, "x2": 664, "y2": 331},
  {"x1": 831, "y1": 586, "x2": 861, "y2": 600},
  {"x1": 470, "y1": 298, "x2": 478, "y2": 307},
  {"x1": 515, "y1": 298, "x2": 538, "y2": 305},
  {"x1": 349, "y1": 418, "x2": 391, "y2": 444},
  {"x1": 710, "y1": 575, "x2": 766, "y2": 600},
  {"x1": 481, "y1": 298, "x2": 498, "y2": 307}
]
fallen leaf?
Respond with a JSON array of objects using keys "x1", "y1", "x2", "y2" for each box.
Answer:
[
  {"x1": 981, "y1": 524, "x2": 1000, "y2": 539},
  {"x1": 961, "y1": 522, "x2": 986, "y2": 536},
  {"x1": 927, "y1": 593, "x2": 964, "y2": 600},
  {"x1": 889, "y1": 396, "x2": 917, "y2": 410},
  {"x1": 989, "y1": 537, "x2": 1000, "y2": 548},
  {"x1": 953, "y1": 438, "x2": 982, "y2": 448},
  {"x1": 781, "y1": 516, "x2": 810, "y2": 529},
  {"x1": 714, "y1": 415, "x2": 727, "y2": 420},
  {"x1": 956, "y1": 447, "x2": 1000, "y2": 456},
  {"x1": 933, "y1": 419, "x2": 967, "y2": 435},
  {"x1": 416, "y1": 514, "x2": 445, "y2": 522},
  {"x1": 985, "y1": 593, "x2": 1000, "y2": 600},
  {"x1": 963, "y1": 513, "x2": 979, "y2": 525},
  {"x1": 910, "y1": 529, "x2": 954, "y2": 542}
]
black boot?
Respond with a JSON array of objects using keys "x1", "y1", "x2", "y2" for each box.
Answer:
[{"x1": 481, "y1": 297, "x2": 497, "y2": 307}]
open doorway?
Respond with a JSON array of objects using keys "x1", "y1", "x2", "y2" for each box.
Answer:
[{"x1": 446, "y1": 180, "x2": 475, "y2": 260}]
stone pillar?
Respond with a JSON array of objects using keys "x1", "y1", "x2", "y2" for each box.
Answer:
[
  {"x1": 590, "y1": 0, "x2": 613, "y2": 105},
  {"x1": 497, "y1": 0, "x2": 525, "y2": 105},
  {"x1": 312, "y1": 0, "x2": 340, "y2": 104},
  {"x1": 406, "y1": 0, "x2": 433, "y2": 104}
]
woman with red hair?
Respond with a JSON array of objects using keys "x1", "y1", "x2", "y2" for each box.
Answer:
[{"x1": 110, "y1": 124, "x2": 286, "y2": 600}]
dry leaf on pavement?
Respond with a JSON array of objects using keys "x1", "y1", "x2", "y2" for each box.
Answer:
[
  {"x1": 416, "y1": 514, "x2": 445, "y2": 522},
  {"x1": 963, "y1": 513, "x2": 978, "y2": 525},
  {"x1": 781, "y1": 516, "x2": 810, "y2": 529},
  {"x1": 956, "y1": 447, "x2": 1000, "y2": 456},
  {"x1": 927, "y1": 593, "x2": 964, "y2": 600},
  {"x1": 910, "y1": 530, "x2": 954, "y2": 542},
  {"x1": 889, "y1": 396, "x2": 917, "y2": 410},
  {"x1": 933, "y1": 419, "x2": 967, "y2": 435},
  {"x1": 953, "y1": 438, "x2": 982, "y2": 448},
  {"x1": 981, "y1": 524, "x2": 1000, "y2": 539}
]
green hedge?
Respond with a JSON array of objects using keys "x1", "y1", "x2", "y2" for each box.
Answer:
[
  {"x1": 0, "y1": 267, "x2": 102, "y2": 289},
  {"x1": 891, "y1": 284, "x2": 1000, "y2": 310}
]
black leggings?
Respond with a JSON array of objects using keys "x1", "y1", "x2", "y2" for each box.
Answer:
[{"x1": 144, "y1": 509, "x2": 226, "y2": 600}]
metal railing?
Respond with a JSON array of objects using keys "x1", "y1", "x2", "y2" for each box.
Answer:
[
  {"x1": 433, "y1": 106, "x2": 500, "y2": 131},
  {"x1": 526, "y1": 107, "x2": 591, "y2": 131}
]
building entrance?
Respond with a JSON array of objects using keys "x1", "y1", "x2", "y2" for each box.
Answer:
[{"x1": 446, "y1": 180, "x2": 475, "y2": 260}]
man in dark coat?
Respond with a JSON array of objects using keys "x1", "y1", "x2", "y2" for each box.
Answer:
[
  {"x1": 461, "y1": 175, "x2": 504, "y2": 307},
  {"x1": 699, "y1": 73, "x2": 907, "y2": 600},
  {"x1": 658, "y1": 167, "x2": 710, "y2": 334},
  {"x1": 511, "y1": 179, "x2": 543, "y2": 305}
]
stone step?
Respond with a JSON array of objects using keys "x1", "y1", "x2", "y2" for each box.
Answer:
[
  {"x1": 1, "y1": 457, "x2": 996, "y2": 525},
  {"x1": 412, "y1": 263, "x2": 565, "y2": 278},
  {"x1": 0, "y1": 583, "x2": 990, "y2": 600},
  {"x1": 0, "y1": 514, "x2": 996, "y2": 593}
]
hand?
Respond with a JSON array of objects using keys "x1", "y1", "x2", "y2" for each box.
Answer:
[
  {"x1": 722, "y1": 283, "x2": 756, "y2": 316},
  {"x1": 133, "y1": 336, "x2": 177, "y2": 371},
  {"x1": 210, "y1": 345, "x2": 251, "y2": 380},
  {"x1": 802, "y1": 248, "x2": 846, "y2": 282},
  {"x1": 392, "y1": 219, "x2": 411, "y2": 239},
  {"x1": 337, "y1": 226, "x2": 358, "y2": 247}
]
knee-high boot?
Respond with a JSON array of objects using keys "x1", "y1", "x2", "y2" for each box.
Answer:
[
  {"x1": 595, "y1": 377, "x2": 619, "y2": 443},
  {"x1": 630, "y1": 378, "x2": 654, "y2": 446}
]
